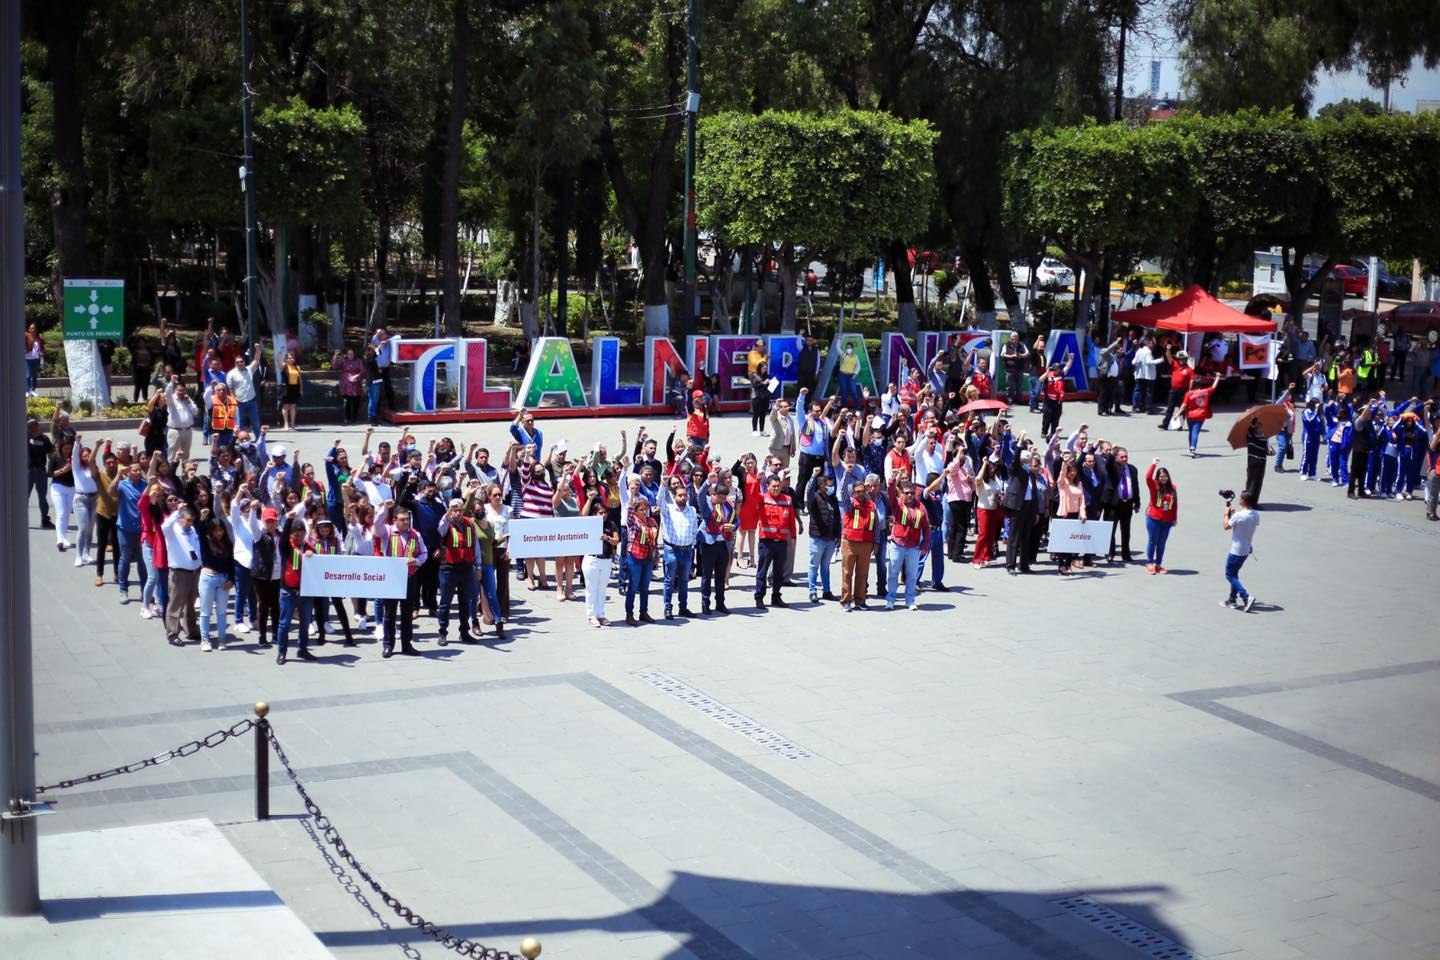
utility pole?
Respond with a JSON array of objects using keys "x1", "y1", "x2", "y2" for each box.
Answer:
[
  {"x1": 682, "y1": 0, "x2": 699, "y2": 340},
  {"x1": 240, "y1": 0, "x2": 261, "y2": 349},
  {"x1": 1, "y1": 0, "x2": 41, "y2": 916}
]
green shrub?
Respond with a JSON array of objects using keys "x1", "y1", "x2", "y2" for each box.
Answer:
[{"x1": 26, "y1": 396, "x2": 58, "y2": 420}]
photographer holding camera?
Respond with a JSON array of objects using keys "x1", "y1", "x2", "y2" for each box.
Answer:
[{"x1": 1220, "y1": 489, "x2": 1260, "y2": 611}]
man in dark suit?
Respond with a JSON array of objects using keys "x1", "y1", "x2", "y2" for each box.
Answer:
[
  {"x1": 1079, "y1": 450, "x2": 1110, "y2": 564},
  {"x1": 796, "y1": 335, "x2": 822, "y2": 397},
  {"x1": 1002, "y1": 456, "x2": 1043, "y2": 575},
  {"x1": 1104, "y1": 446, "x2": 1140, "y2": 563}
]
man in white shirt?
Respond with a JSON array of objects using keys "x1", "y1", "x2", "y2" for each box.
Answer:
[
  {"x1": 370, "y1": 327, "x2": 396, "y2": 410},
  {"x1": 1131, "y1": 337, "x2": 1159, "y2": 414},
  {"x1": 164, "y1": 376, "x2": 199, "y2": 464},
  {"x1": 227, "y1": 347, "x2": 264, "y2": 435},
  {"x1": 161, "y1": 506, "x2": 204, "y2": 646},
  {"x1": 657, "y1": 477, "x2": 699, "y2": 619}
]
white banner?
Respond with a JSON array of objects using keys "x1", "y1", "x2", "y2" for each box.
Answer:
[
  {"x1": 1047, "y1": 518, "x2": 1114, "y2": 553},
  {"x1": 507, "y1": 516, "x2": 604, "y2": 559},
  {"x1": 1238, "y1": 333, "x2": 1273, "y2": 371},
  {"x1": 300, "y1": 554, "x2": 411, "y2": 599}
]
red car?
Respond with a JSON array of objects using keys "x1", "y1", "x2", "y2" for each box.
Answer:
[
  {"x1": 1328, "y1": 264, "x2": 1369, "y2": 296},
  {"x1": 1378, "y1": 301, "x2": 1440, "y2": 343}
]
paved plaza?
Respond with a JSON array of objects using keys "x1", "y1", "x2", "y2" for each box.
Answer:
[{"x1": 4, "y1": 399, "x2": 1438, "y2": 960}]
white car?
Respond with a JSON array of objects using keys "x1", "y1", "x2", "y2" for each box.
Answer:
[{"x1": 1010, "y1": 258, "x2": 1074, "y2": 288}]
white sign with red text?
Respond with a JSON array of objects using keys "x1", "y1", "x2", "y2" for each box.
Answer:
[
  {"x1": 1047, "y1": 518, "x2": 1115, "y2": 553},
  {"x1": 507, "y1": 516, "x2": 604, "y2": 559},
  {"x1": 301, "y1": 555, "x2": 411, "y2": 599}
]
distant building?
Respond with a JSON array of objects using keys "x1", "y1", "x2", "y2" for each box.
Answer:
[{"x1": 1418, "y1": 99, "x2": 1440, "y2": 115}]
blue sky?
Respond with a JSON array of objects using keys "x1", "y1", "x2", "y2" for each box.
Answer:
[{"x1": 1129, "y1": 50, "x2": 1440, "y2": 113}]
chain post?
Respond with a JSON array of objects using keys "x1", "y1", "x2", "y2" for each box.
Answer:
[{"x1": 254, "y1": 701, "x2": 270, "y2": 821}]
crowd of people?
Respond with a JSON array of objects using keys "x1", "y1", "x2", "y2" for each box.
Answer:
[{"x1": 26, "y1": 319, "x2": 1440, "y2": 660}]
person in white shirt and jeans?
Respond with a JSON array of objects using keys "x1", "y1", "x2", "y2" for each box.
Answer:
[
  {"x1": 161, "y1": 507, "x2": 204, "y2": 645},
  {"x1": 164, "y1": 376, "x2": 199, "y2": 464},
  {"x1": 226, "y1": 347, "x2": 264, "y2": 435},
  {"x1": 1221, "y1": 491, "x2": 1260, "y2": 612}
]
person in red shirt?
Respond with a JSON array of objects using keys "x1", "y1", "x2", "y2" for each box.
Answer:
[
  {"x1": 1181, "y1": 376, "x2": 1218, "y2": 457},
  {"x1": 884, "y1": 479, "x2": 931, "y2": 610},
  {"x1": 1160, "y1": 347, "x2": 1196, "y2": 429},
  {"x1": 686, "y1": 391, "x2": 710, "y2": 447},
  {"x1": 1038, "y1": 354, "x2": 1074, "y2": 438},
  {"x1": 754, "y1": 474, "x2": 801, "y2": 609},
  {"x1": 1144, "y1": 459, "x2": 1179, "y2": 574}
]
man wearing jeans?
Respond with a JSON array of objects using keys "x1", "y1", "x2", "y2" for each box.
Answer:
[
  {"x1": 26, "y1": 418, "x2": 53, "y2": 528},
  {"x1": 226, "y1": 347, "x2": 264, "y2": 435},
  {"x1": 657, "y1": 478, "x2": 698, "y2": 618},
  {"x1": 116, "y1": 462, "x2": 147, "y2": 603},
  {"x1": 885, "y1": 480, "x2": 930, "y2": 610},
  {"x1": 1221, "y1": 492, "x2": 1260, "y2": 612}
]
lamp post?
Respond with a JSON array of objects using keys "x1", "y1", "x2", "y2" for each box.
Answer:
[
  {"x1": 0, "y1": 0, "x2": 41, "y2": 915},
  {"x1": 681, "y1": 0, "x2": 699, "y2": 340},
  {"x1": 240, "y1": 0, "x2": 261, "y2": 349}
]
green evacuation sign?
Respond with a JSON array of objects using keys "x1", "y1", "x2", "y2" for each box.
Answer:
[{"x1": 62, "y1": 279, "x2": 125, "y2": 340}]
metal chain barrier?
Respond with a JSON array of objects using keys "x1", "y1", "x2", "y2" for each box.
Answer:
[
  {"x1": 299, "y1": 817, "x2": 424, "y2": 960},
  {"x1": 36, "y1": 719, "x2": 255, "y2": 794},
  {"x1": 264, "y1": 724, "x2": 523, "y2": 960}
]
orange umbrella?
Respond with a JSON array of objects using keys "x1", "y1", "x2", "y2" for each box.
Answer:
[{"x1": 1227, "y1": 403, "x2": 1291, "y2": 450}]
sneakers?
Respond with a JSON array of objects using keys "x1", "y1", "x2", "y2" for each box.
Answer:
[
  {"x1": 140, "y1": 606, "x2": 155, "y2": 620},
  {"x1": 809, "y1": 591, "x2": 818, "y2": 602},
  {"x1": 1242, "y1": 595, "x2": 1256, "y2": 612},
  {"x1": 73, "y1": 555, "x2": 84, "y2": 568},
  {"x1": 201, "y1": 640, "x2": 214, "y2": 652},
  {"x1": 842, "y1": 602, "x2": 853, "y2": 612},
  {"x1": 120, "y1": 589, "x2": 130, "y2": 604},
  {"x1": 907, "y1": 604, "x2": 919, "y2": 611},
  {"x1": 373, "y1": 625, "x2": 384, "y2": 642},
  {"x1": 1219, "y1": 599, "x2": 1234, "y2": 608},
  {"x1": 234, "y1": 622, "x2": 250, "y2": 635},
  {"x1": 356, "y1": 616, "x2": 369, "y2": 632}
]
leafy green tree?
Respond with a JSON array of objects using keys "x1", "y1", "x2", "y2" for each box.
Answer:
[{"x1": 697, "y1": 109, "x2": 936, "y2": 332}]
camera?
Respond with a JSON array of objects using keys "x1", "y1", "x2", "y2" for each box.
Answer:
[{"x1": 1218, "y1": 488, "x2": 1235, "y2": 505}]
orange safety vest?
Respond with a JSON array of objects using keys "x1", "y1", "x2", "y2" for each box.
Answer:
[
  {"x1": 443, "y1": 520, "x2": 476, "y2": 565},
  {"x1": 758, "y1": 494, "x2": 793, "y2": 540},
  {"x1": 844, "y1": 499, "x2": 876, "y2": 541},
  {"x1": 211, "y1": 394, "x2": 237, "y2": 431}
]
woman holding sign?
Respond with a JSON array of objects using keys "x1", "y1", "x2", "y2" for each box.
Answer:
[{"x1": 581, "y1": 482, "x2": 619, "y2": 627}]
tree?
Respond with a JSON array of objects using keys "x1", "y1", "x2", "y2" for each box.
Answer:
[
  {"x1": 438, "y1": 0, "x2": 472, "y2": 335},
  {"x1": 1321, "y1": 112, "x2": 1440, "y2": 269},
  {"x1": 1004, "y1": 119, "x2": 1195, "y2": 331},
  {"x1": 697, "y1": 109, "x2": 936, "y2": 333},
  {"x1": 1172, "y1": 0, "x2": 1330, "y2": 114},
  {"x1": 504, "y1": 0, "x2": 603, "y2": 339},
  {"x1": 1315, "y1": 98, "x2": 1383, "y2": 121}
]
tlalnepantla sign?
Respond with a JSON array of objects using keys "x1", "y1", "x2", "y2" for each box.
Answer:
[{"x1": 384, "y1": 329, "x2": 1053, "y2": 423}]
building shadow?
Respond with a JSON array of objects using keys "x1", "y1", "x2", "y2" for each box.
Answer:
[{"x1": 312, "y1": 871, "x2": 1190, "y2": 960}]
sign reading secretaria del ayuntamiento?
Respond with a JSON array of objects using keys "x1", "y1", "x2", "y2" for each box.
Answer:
[
  {"x1": 385, "y1": 328, "x2": 1021, "y2": 422},
  {"x1": 300, "y1": 555, "x2": 411, "y2": 599},
  {"x1": 507, "y1": 517, "x2": 605, "y2": 559}
]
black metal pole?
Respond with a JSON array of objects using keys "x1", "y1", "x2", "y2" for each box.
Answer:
[
  {"x1": 0, "y1": 0, "x2": 39, "y2": 915},
  {"x1": 240, "y1": 0, "x2": 260, "y2": 349},
  {"x1": 254, "y1": 702, "x2": 269, "y2": 821}
]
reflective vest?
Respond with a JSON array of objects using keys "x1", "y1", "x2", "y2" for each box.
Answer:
[
  {"x1": 892, "y1": 503, "x2": 925, "y2": 546},
  {"x1": 283, "y1": 543, "x2": 303, "y2": 588},
  {"x1": 758, "y1": 494, "x2": 793, "y2": 540},
  {"x1": 706, "y1": 500, "x2": 735, "y2": 539},
  {"x1": 210, "y1": 394, "x2": 237, "y2": 431},
  {"x1": 443, "y1": 519, "x2": 476, "y2": 565},
  {"x1": 844, "y1": 499, "x2": 876, "y2": 542},
  {"x1": 386, "y1": 531, "x2": 419, "y2": 573},
  {"x1": 307, "y1": 537, "x2": 338, "y2": 555},
  {"x1": 1357, "y1": 349, "x2": 1377, "y2": 377},
  {"x1": 628, "y1": 518, "x2": 657, "y2": 559}
]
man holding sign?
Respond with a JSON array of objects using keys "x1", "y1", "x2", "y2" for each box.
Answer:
[{"x1": 375, "y1": 506, "x2": 426, "y2": 658}]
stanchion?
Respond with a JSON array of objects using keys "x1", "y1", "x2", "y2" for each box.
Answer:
[
  {"x1": 254, "y1": 701, "x2": 269, "y2": 821},
  {"x1": 520, "y1": 937, "x2": 542, "y2": 958}
]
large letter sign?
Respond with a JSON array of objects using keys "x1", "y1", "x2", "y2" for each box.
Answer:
[
  {"x1": 519, "y1": 338, "x2": 589, "y2": 408},
  {"x1": 383, "y1": 328, "x2": 1091, "y2": 424}
]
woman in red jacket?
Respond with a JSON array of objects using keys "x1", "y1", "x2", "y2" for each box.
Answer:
[{"x1": 1144, "y1": 458, "x2": 1178, "y2": 574}]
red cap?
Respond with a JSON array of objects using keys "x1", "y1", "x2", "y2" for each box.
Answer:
[
  {"x1": 261, "y1": 507, "x2": 279, "y2": 522},
  {"x1": 692, "y1": 389, "x2": 704, "y2": 398}
]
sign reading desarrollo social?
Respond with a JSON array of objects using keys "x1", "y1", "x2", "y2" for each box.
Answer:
[
  {"x1": 300, "y1": 555, "x2": 411, "y2": 599},
  {"x1": 1047, "y1": 518, "x2": 1115, "y2": 554},
  {"x1": 507, "y1": 516, "x2": 604, "y2": 559}
]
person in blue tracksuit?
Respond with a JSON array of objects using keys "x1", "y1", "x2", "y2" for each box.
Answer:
[
  {"x1": 1324, "y1": 402, "x2": 1352, "y2": 486},
  {"x1": 1395, "y1": 414, "x2": 1425, "y2": 500},
  {"x1": 1299, "y1": 399, "x2": 1324, "y2": 480}
]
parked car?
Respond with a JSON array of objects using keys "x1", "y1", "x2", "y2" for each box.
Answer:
[
  {"x1": 1377, "y1": 301, "x2": 1440, "y2": 344},
  {"x1": 1321, "y1": 264, "x2": 1369, "y2": 296},
  {"x1": 1344, "y1": 258, "x2": 1412, "y2": 298},
  {"x1": 1010, "y1": 258, "x2": 1074, "y2": 288}
]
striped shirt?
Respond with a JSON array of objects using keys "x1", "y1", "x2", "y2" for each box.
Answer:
[{"x1": 519, "y1": 478, "x2": 555, "y2": 518}]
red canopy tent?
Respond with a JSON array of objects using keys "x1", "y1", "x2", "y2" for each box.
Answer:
[{"x1": 1111, "y1": 285, "x2": 1277, "y2": 334}]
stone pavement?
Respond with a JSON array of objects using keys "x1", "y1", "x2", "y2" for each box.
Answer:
[{"x1": 7, "y1": 397, "x2": 1438, "y2": 960}]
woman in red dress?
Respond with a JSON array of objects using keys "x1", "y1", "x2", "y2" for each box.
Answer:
[{"x1": 733, "y1": 452, "x2": 763, "y2": 568}]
